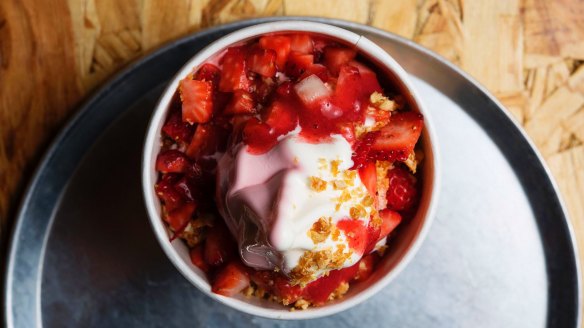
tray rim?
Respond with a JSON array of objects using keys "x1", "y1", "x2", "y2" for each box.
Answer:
[{"x1": 3, "y1": 16, "x2": 581, "y2": 327}]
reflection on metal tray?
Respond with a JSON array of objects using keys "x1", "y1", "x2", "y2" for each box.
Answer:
[{"x1": 4, "y1": 17, "x2": 580, "y2": 328}]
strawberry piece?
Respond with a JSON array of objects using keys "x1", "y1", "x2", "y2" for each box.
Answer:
[
  {"x1": 337, "y1": 123, "x2": 356, "y2": 145},
  {"x1": 194, "y1": 63, "x2": 221, "y2": 87},
  {"x1": 186, "y1": 123, "x2": 215, "y2": 159},
  {"x1": 386, "y1": 166, "x2": 418, "y2": 211},
  {"x1": 190, "y1": 245, "x2": 210, "y2": 273},
  {"x1": 173, "y1": 176, "x2": 194, "y2": 202},
  {"x1": 250, "y1": 270, "x2": 275, "y2": 290},
  {"x1": 364, "y1": 220, "x2": 381, "y2": 254},
  {"x1": 219, "y1": 47, "x2": 251, "y2": 92},
  {"x1": 259, "y1": 35, "x2": 291, "y2": 69},
  {"x1": 300, "y1": 63, "x2": 329, "y2": 81},
  {"x1": 252, "y1": 76, "x2": 277, "y2": 104},
  {"x1": 212, "y1": 261, "x2": 250, "y2": 296},
  {"x1": 336, "y1": 219, "x2": 368, "y2": 255},
  {"x1": 223, "y1": 90, "x2": 257, "y2": 115},
  {"x1": 155, "y1": 173, "x2": 184, "y2": 211},
  {"x1": 370, "y1": 111, "x2": 424, "y2": 161},
  {"x1": 351, "y1": 132, "x2": 376, "y2": 170},
  {"x1": 180, "y1": 79, "x2": 213, "y2": 124},
  {"x1": 263, "y1": 100, "x2": 298, "y2": 136},
  {"x1": 290, "y1": 33, "x2": 314, "y2": 54},
  {"x1": 165, "y1": 202, "x2": 196, "y2": 232},
  {"x1": 156, "y1": 150, "x2": 190, "y2": 173},
  {"x1": 274, "y1": 275, "x2": 304, "y2": 305},
  {"x1": 379, "y1": 209, "x2": 402, "y2": 237},
  {"x1": 286, "y1": 52, "x2": 314, "y2": 79},
  {"x1": 246, "y1": 47, "x2": 277, "y2": 77},
  {"x1": 242, "y1": 117, "x2": 277, "y2": 154},
  {"x1": 324, "y1": 47, "x2": 356, "y2": 76},
  {"x1": 332, "y1": 64, "x2": 361, "y2": 112},
  {"x1": 353, "y1": 253, "x2": 378, "y2": 282},
  {"x1": 349, "y1": 60, "x2": 382, "y2": 96},
  {"x1": 161, "y1": 110, "x2": 195, "y2": 144},
  {"x1": 204, "y1": 221, "x2": 236, "y2": 267},
  {"x1": 358, "y1": 162, "x2": 377, "y2": 197},
  {"x1": 303, "y1": 263, "x2": 359, "y2": 305}
]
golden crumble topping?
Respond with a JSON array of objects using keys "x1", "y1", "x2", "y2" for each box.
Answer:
[
  {"x1": 375, "y1": 160, "x2": 392, "y2": 209},
  {"x1": 308, "y1": 217, "x2": 333, "y2": 244},
  {"x1": 330, "y1": 160, "x2": 341, "y2": 176},
  {"x1": 370, "y1": 91, "x2": 397, "y2": 111},
  {"x1": 309, "y1": 176, "x2": 327, "y2": 192},
  {"x1": 349, "y1": 204, "x2": 367, "y2": 219}
]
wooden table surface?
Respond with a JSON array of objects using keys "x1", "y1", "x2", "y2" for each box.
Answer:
[{"x1": 1, "y1": 0, "x2": 584, "y2": 310}]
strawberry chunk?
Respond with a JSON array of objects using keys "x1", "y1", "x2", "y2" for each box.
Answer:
[
  {"x1": 379, "y1": 209, "x2": 402, "y2": 237},
  {"x1": 263, "y1": 100, "x2": 298, "y2": 136},
  {"x1": 332, "y1": 64, "x2": 361, "y2": 112},
  {"x1": 336, "y1": 219, "x2": 368, "y2": 255},
  {"x1": 246, "y1": 47, "x2": 277, "y2": 77},
  {"x1": 370, "y1": 111, "x2": 424, "y2": 161},
  {"x1": 190, "y1": 245, "x2": 210, "y2": 273},
  {"x1": 242, "y1": 117, "x2": 277, "y2": 154},
  {"x1": 286, "y1": 52, "x2": 314, "y2": 79},
  {"x1": 186, "y1": 124, "x2": 215, "y2": 159},
  {"x1": 300, "y1": 63, "x2": 329, "y2": 81},
  {"x1": 290, "y1": 33, "x2": 314, "y2": 54},
  {"x1": 204, "y1": 221, "x2": 236, "y2": 267},
  {"x1": 324, "y1": 47, "x2": 356, "y2": 75},
  {"x1": 165, "y1": 202, "x2": 196, "y2": 232},
  {"x1": 219, "y1": 47, "x2": 251, "y2": 92},
  {"x1": 386, "y1": 166, "x2": 418, "y2": 211},
  {"x1": 358, "y1": 162, "x2": 377, "y2": 197},
  {"x1": 194, "y1": 63, "x2": 221, "y2": 87},
  {"x1": 180, "y1": 79, "x2": 213, "y2": 124},
  {"x1": 161, "y1": 110, "x2": 195, "y2": 144},
  {"x1": 212, "y1": 261, "x2": 250, "y2": 296},
  {"x1": 274, "y1": 275, "x2": 304, "y2": 305},
  {"x1": 303, "y1": 263, "x2": 359, "y2": 305},
  {"x1": 155, "y1": 173, "x2": 184, "y2": 211},
  {"x1": 156, "y1": 150, "x2": 190, "y2": 173},
  {"x1": 353, "y1": 253, "x2": 378, "y2": 282},
  {"x1": 259, "y1": 35, "x2": 291, "y2": 69},
  {"x1": 223, "y1": 90, "x2": 257, "y2": 115}
]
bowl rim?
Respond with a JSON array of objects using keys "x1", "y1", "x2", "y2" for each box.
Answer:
[{"x1": 142, "y1": 20, "x2": 441, "y2": 320}]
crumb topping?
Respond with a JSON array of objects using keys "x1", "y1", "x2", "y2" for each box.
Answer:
[
  {"x1": 309, "y1": 176, "x2": 327, "y2": 192},
  {"x1": 308, "y1": 217, "x2": 333, "y2": 243},
  {"x1": 370, "y1": 91, "x2": 397, "y2": 111}
]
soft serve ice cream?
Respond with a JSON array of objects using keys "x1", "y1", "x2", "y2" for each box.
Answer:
[{"x1": 217, "y1": 133, "x2": 381, "y2": 285}]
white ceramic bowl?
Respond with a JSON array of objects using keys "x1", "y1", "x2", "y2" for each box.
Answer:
[{"x1": 143, "y1": 21, "x2": 440, "y2": 320}]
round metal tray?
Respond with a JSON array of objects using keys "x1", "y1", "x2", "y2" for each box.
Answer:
[{"x1": 4, "y1": 17, "x2": 581, "y2": 328}]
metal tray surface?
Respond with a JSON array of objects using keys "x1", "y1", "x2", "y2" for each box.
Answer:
[{"x1": 4, "y1": 17, "x2": 580, "y2": 328}]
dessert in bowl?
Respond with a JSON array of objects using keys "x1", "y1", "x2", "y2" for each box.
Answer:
[{"x1": 143, "y1": 21, "x2": 439, "y2": 319}]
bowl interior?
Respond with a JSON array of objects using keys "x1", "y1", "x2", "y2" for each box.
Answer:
[{"x1": 142, "y1": 21, "x2": 439, "y2": 319}]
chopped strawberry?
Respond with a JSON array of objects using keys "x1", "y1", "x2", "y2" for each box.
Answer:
[
  {"x1": 379, "y1": 209, "x2": 402, "y2": 237},
  {"x1": 332, "y1": 64, "x2": 361, "y2": 112},
  {"x1": 348, "y1": 60, "x2": 382, "y2": 95},
  {"x1": 250, "y1": 270, "x2": 275, "y2": 290},
  {"x1": 304, "y1": 263, "x2": 359, "y2": 305},
  {"x1": 246, "y1": 47, "x2": 277, "y2": 77},
  {"x1": 263, "y1": 100, "x2": 298, "y2": 136},
  {"x1": 204, "y1": 221, "x2": 236, "y2": 267},
  {"x1": 370, "y1": 111, "x2": 424, "y2": 161},
  {"x1": 242, "y1": 117, "x2": 277, "y2": 154},
  {"x1": 161, "y1": 110, "x2": 195, "y2": 144},
  {"x1": 190, "y1": 245, "x2": 210, "y2": 273},
  {"x1": 286, "y1": 52, "x2": 314, "y2": 79},
  {"x1": 353, "y1": 253, "x2": 378, "y2": 282},
  {"x1": 358, "y1": 162, "x2": 377, "y2": 197},
  {"x1": 223, "y1": 90, "x2": 257, "y2": 115},
  {"x1": 194, "y1": 63, "x2": 221, "y2": 87},
  {"x1": 290, "y1": 33, "x2": 314, "y2": 54},
  {"x1": 300, "y1": 63, "x2": 329, "y2": 81},
  {"x1": 156, "y1": 150, "x2": 190, "y2": 173},
  {"x1": 212, "y1": 261, "x2": 250, "y2": 297},
  {"x1": 259, "y1": 35, "x2": 291, "y2": 69},
  {"x1": 165, "y1": 202, "x2": 196, "y2": 231},
  {"x1": 155, "y1": 173, "x2": 184, "y2": 211},
  {"x1": 252, "y1": 77, "x2": 277, "y2": 104},
  {"x1": 186, "y1": 124, "x2": 215, "y2": 159},
  {"x1": 274, "y1": 275, "x2": 304, "y2": 304},
  {"x1": 336, "y1": 219, "x2": 368, "y2": 255},
  {"x1": 180, "y1": 79, "x2": 213, "y2": 124},
  {"x1": 173, "y1": 176, "x2": 194, "y2": 202},
  {"x1": 386, "y1": 166, "x2": 418, "y2": 211},
  {"x1": 219, "y1": 47, "x2": 251, "y2": 92},
  {"x1": 337, "y1": 123, "x2": 356, "y2": 145},
  {"x1": 351, "y1": 131, "x2": 376, "y2": 170},
  {"x1": 324, "y1": 47, "x2": 356, "y2": 75}
]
